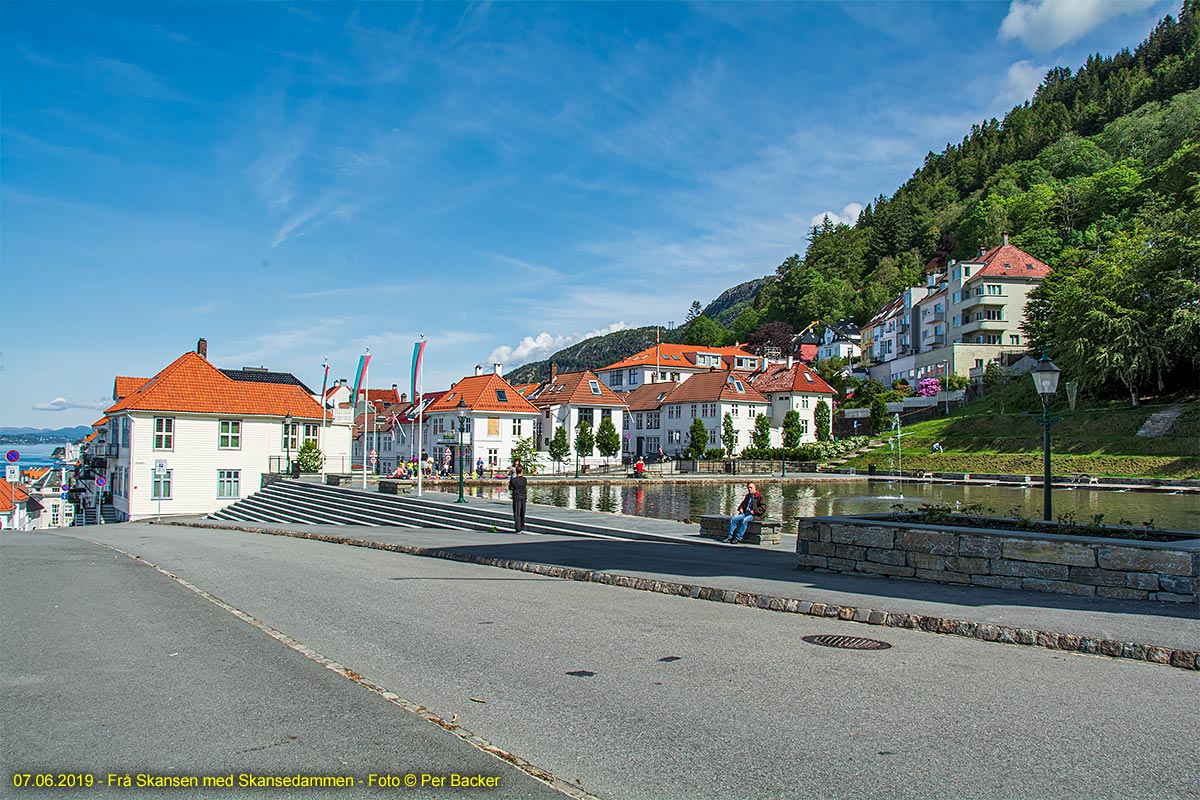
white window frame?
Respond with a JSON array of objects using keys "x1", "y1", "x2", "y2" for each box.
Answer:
[
  {"x1": 218, "y1": 419, "x2": 241, "y2": 449},
  {"x1": 217, "y1": 470, "x2": 240, "y2": 499},
  {"x1": 152, "y1": 469, "x2": 172, "y2": 500},
  {"x1": 153, "y1": 417, "x2": 174, "y2": 450}
]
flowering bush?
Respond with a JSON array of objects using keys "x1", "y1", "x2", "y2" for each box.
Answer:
[{"x1": 916, "y1": 377, "x2": 942, "y2": 397}]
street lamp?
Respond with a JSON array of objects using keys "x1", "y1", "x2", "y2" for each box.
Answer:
[
  {"x1": 1031, "y1": 349, "x2": 1061, "y2": 521},
  {"x1": 941, "y1": 361, "x2": 950, "y2": 415},
  {"x1": 455, "y1": 399, "x2": 468, "y2": 504},
  {"x1": 283, "y1": 412, "x2": 292, "y2": 475},
  {"x1": 574, "y1": 419, "x2": 581, "y2": 479}
]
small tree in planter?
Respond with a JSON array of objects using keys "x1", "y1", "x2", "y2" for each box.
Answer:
[
  {"x1": 509, "y1": 436, "x2": 541, "y2": 474},
  {"x1": 596, "y1": 416, "x2": 621, "y2": 470},
  {"x1": 684, "y1": 418, "x2": 708, "y2": 460},
  {"x1": 721, "y1": 412, "x2": 737, "y2": 457},
  {"x1": 575, "y1": 420, "x2": 594, "y2": 464},
  {"x1": 296, "y1": 440, "x2": 323, "y2": 473},
  {"x1": 548, "y1": 426, "x2": 570, "y2": 473},
  {"x1": 815, "y1": 400, "x2": 832, "y2": 442},
  {"x1": 870, "y1": 395, "x2": 889, "y2": 435},
  {"x1": 783, "y1": 410, "x2": 802, "y2": 449},
  {"x1": 751, "y1": 413, "x2": 771, "y2": 449}
]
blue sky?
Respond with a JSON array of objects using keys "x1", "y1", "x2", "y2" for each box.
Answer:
[{"x1": 1, "y1": 0, "x2": 1176, "y2": 429}]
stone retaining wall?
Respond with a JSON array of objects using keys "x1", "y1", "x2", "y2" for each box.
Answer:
[
  {"x1": 797, "y1": 516, "x2": 1199, "y2": 605},
  {"x1": 698, "y1": 515, "x2": 782, "y2": 545}
]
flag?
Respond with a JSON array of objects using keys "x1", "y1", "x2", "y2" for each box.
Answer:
[
  {"x1": 388, "y1": 411, "x2": 400, "y2": 430},
  {"x1": 411, "y1": 340, "x2": 426, "y2": 401},
  {"x1": 350, "y1": 354, "x2": 371, "y2": 408},
  {"x1": 319, "y1": 359, "x2": 330, "y2": 405}
]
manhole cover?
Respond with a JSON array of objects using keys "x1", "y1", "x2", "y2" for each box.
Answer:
[{"x1": 802, "y1": 634, "x2": 891, "y2": 651}]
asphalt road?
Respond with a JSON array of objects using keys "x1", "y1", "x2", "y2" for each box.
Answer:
[{"x1": 6, "y1": 524, "x2": 1199, "y2": 800}]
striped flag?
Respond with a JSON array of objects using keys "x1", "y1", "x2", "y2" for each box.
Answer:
[
  {"x1": 411, "y1": 340, "x2": 426, "y2": 401},
  {"x1": 350, "y1": 353, "x2": 371, "y2": 408}
]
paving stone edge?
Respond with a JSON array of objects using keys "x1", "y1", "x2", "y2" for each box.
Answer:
[{"x1": 163, "y1": 521, "x2": 1200, "y2": 672}]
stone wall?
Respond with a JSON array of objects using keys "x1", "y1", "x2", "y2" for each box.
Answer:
[{"x1": 796, "y1": 516, "x2": 1199, "y2": 604}]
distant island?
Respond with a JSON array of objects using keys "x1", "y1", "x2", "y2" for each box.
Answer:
[{"x1": 0, "y1": 426, "x2": 92, "y2": 445}]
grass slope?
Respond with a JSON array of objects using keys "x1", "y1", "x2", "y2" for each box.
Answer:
[{"x1": 843, "y1": 399, "x2": 1200, "y2": 479}]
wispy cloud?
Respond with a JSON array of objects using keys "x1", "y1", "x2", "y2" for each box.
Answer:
[
  {"x1": 33, "y1": 396, "x2": 110, "y2": 412},
  {"x1": 997, "y1": 59, "x2": 1053, "y2": 108},
  {"x1": 999, "y1": 0, "x2": 1160, "y2": 52},
  {"x1": 89, "y1": 56, "x2": 189, "y2": 102}
]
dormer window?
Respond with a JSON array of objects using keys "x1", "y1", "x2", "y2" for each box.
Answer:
[{"x1": 495, "y1": 389, "x2": 508, "y2": 402}]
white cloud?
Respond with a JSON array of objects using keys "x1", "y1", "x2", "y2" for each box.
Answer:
[
  {"x1": 997, "y1": 59, "x2": 1053, "y2": 108},
  {"x1": 809, "y1": 203, "x2": 864, "y2": 229},
  {"x1": 488, "y1": 322, "x2": 629, "y2": 369},
  {"x1": 999, "y1": 0, "x2": 1159, "y2": 52},
  {"x1": 33, "y1": 396, "x2": 110, "y2": 412}
]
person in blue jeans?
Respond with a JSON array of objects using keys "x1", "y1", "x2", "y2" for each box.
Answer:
[{"x1": 724, "y1": 482, "x2": 761, "y2": 543}]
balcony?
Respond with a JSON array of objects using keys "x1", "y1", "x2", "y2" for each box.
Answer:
[
  {"x1": 958, "y1": 292, "x2": 1005, "y2": 313},
  {"x1": 959, "y1": 318, "x2": 1008, "y2": 336}
]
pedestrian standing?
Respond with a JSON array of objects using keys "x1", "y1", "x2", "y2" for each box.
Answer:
[
  {"x1": 508, "y1": 465, "x2": 528, "y2": 533},
  {"x1": 725, "y1": 482, "x2": 763, "y2": 543}
]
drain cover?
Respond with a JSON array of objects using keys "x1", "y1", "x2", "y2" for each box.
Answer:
[{"x1": 802, "y1": 634, "x2": 891, "y2": 650}]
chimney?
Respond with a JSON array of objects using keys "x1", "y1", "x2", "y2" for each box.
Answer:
[
  {"x1": 977, "y1": 244, "x2": 985, "y2": 259},
  {"x1": 475, "y1": 365, "x2": 483, "y2": 376},
  {"x1": 400, "y1": 392, "x2": 407, "y2": 403},
  {"x1": 1001, "y1": 232, "x2": 1009, "y2": 246},
  {"x1": 197, "y1": 338, "x2": 208, "y2": 359},
  {"x1": 786, "y1": 355, "x2": 794, "y2": 369},
  {"x1": 493, "y1": 362, "x2": 502, "y2": 375},
  {"x1": 550, "y1": 363, "x2": 558, "y2": 381}
]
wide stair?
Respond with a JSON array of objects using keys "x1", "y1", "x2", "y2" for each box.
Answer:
[
  {"x1": 1137, "y1": 405, "x2": 1183, "y2": 437},
  {"x1": 208, "y1": 480, "x2": 661, "y2": 543}
]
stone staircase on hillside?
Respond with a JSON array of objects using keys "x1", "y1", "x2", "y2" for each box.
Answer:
[
  {"x1": 819, "y1": 439, "x2": 886, "y2": 472},
  {"x1": 1137, "y1": 405, "x2": 1184, "y2": 437}
]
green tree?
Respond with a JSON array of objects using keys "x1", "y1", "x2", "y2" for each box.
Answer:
[
  {"x1": 814, "y1": 400, "x2": 832, "y2": 442},
  {"x1": 812, "y1": 357, "x2": 848, "y2": 401},
  {"x1": 296, "y1": 440, "x2": 323, "y2": 473},
  {"x1": 685, "y1": 300, "x2": 703, "y2": 323},
  {"x1": 751, "y1": 413, "x2": 772, "y2": 449},
  {"x1": 782, "y1": 410, "x2": 802, "y2": 448},
  {"x1": 721, "y1": 412, "x2": 737, "y2": 457},
  {"x1": 548, "y1": 426, "x2": 570, "y2": 472},
  {"x1": 509, "y1": 437, "x2": 541, "y2": 474},
  {"x1": 870, "y1": 396, "x2": 889, "y2": 435},
  {"x1": 595, "y1": 416, "x2": 621, "y2": 468},
  {"x1": 684, "y1": 418, "x2": 708, "y2": 460},
  {"x1": 575, "y1": 419, "x2": 594, "y2": 458},
  {"x1": 682, "y1": 315, "x2": 731, "y2": 346}
]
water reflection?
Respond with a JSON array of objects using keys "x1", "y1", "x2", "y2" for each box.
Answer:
[{"x1": 461, "y1": 479, "x2": 1196, "y2": 532}]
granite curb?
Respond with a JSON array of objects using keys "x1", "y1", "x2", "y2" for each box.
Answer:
[{"x1": 161, "y1": 520, "x2": 1199, "y2": 672}]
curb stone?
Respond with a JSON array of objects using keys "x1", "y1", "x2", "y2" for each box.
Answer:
[{"x1": 160, "y1": 520, "x2": 1200, "y2": 673}]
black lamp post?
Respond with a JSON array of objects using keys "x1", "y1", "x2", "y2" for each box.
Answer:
[
  {"x1": 1031, "y1": 349, "x2": 1061, "y2": 521},
  {"x1": 283, "y1": 412, "x2": 292, "y2": 475},
  {"x1": 574, "y1": 419, "x2": 581, "y2": 479},
  {"x1": 455, "y1": 399, "x2": 468, "y2": 504}
]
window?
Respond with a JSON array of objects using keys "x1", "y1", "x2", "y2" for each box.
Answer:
[
  {"x1": 487, "y1": 417, "x2": 500, "y2": 436},
  {"x1": 282, "y1": 422, "x2": 298, "y2": 452},
  {"x1": 303, "y1": 424, "x2": 319, "y2": 444},
  {"x1": 512, "y1": 418, "x2": 522, "y2": 436},
  {"x1": 801, "y1": 397, "x2": 810, "y2": 409},
  {"x1": 690, "y1": 404, "x2": 697, "y2": 419},
  {"x1": 646, "y1": 412, "x2": 660, "y2": 430},
  {"x1": 496, "y1": 389, "x2": 508, "y2": 403},
  {"x1": 733, "y1": 380, "x2": 745, "y2": 393},
  {"x1": 799, "y1": 419, "x2": 809, "y2": 435},
  {"x1": 987, "y1": 284, "x2": 1003, "y2": 296},
  {"x1": 636, "y1": 414, "x2": 643, "y2": 430},
  {"x1": 708, "y1": 429, "x2": 717, "y2": 445},
  {"x1": 218, "y1": 419, "x2": 241, "y2": 449},
  {"x1": 589, "y1": 380, "x2": 602, "y2": 396},
  {"x1": 731, "y1": 404, "x2": 739, "y2": 417},
  {"x1": 610, "y1": 371, "x2": 623, "y2": 387},
  {"x1": 601, "y1": 408, "x2": 612, "y2": 420},
  {"x1": 975, "y1": 359, "x2": 985, "y2": 368},
  {"x1": 487, "y1": 449, "x2": 498, "y2": 467},
  {"x1": 217, "y1": 470, "x2": 240, "y2": 499},
  {"x1": 153, "y1": 417, "x2": 174, "y2": 449},
  {"x1": 628, "y1": 369, "x2": 638, "y2": 385},
  {"x1": 1010, "y1": 335, "x2": 1021, "y2": 346},
  {"x1": 152, "y1": 470, "x2": 172, "y2": 500},
  {"x1": 953, "y1": 315, "x2": 960, "y2": 327}
]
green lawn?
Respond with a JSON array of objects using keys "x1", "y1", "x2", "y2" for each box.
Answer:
[{"x1": 842, "y1": 400, "x2": 1200, "y2": 479}]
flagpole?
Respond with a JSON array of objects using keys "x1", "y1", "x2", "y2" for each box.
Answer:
[
  {"x1": 320, "y1": 358, "x2": 328, "y2": 483},
  {"x1": 416, "y1": 336, "x2": 424, "y2": 497},
  {"x1": 362, "y1": 347, "x2": 370, "y2": 489}
]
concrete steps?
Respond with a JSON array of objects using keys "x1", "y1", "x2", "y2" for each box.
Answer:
[{"x1": 1137, "y1": 405, "x2": 1184, "y2": 437}]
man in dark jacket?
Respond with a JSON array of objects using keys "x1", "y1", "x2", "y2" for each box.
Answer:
[
  {"x1": 724, "y1": 482, "x2": 762, "y2": 543},
  {"x1": 508, "y1": 465, "x2": 528, "y2": 533}
]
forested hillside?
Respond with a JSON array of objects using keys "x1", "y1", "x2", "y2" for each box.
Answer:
[{"x1": 511, "y1": 3, "x2": 1199, "y2": 403}]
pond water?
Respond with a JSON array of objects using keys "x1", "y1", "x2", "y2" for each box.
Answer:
[{"x1": 459, "y1": 479, "x2": 1198, "y2": 532}]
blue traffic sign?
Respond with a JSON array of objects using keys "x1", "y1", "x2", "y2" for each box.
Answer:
[
  {"x1": 5, "y1": 450, "x2": 19, "y2": 463},
  {"x1": 60, "y1": 492, "x2": 69, "y2": 500},
  {"x1": 95, "y1": 476, "x2": 107, "y2": 488}
]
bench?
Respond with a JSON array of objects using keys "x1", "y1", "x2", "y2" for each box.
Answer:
[
  {"x1": 698, "y1": 515, "x2": 784, "y2": 546},
  {"x1": 918, "y1": 471, "x2": 935, "y2": 479}
]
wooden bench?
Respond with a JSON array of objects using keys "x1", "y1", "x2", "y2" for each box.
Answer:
[{"x1": 698, "y1": 515, "x2": 784, "y2": 546}]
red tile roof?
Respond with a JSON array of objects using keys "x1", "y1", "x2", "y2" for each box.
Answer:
[
  {"x1": 968, "y1": 242, "x2": 1051, "y2": 282},
  {"x1": 527, "y1": 371, "x2": 629, "y2": 409},
  {"x1": 597, "y1": 344, "x2": 757, "y2": 373},
  {"x1": 424, "y1": 373, "x2": 539, "y2": 415},
  {"x1": 661, "y1": 371, "x2": 767, "y2": 405},
  {"x1": 0, "y1": 480, "x2": 32, "y2": 513},
  {"x1": 113, "y1": 376, "x2": 148, "y2": 400},
  {"x1": 106, "y1": 351, "x2": 326, "y2": 419},
  {"x1": 750, "y1": 363, "x2": 836, "y2": 395},
  {"x1": 622, "y1": 382, "x2": 678, "y2": 411}
]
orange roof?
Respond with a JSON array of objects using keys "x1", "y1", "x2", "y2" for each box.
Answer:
[
  {"x1": 424, "y1": 372, "x2": 539, "y2": 415},
  {"x1": 967, "y1": 242, "x2": 1051, "y2": 282},
  {"x1": 0, "y1": 480, "x2": 32, "y2": 513},
  {"x1": 114, "y1": 376, "x2": 148, "y2": 400},
  {"x1": 82, "y1": 431, "x2": 99, "y2": 443},
  {"x1": 750, "y1": 363, "x2": 836, "y2": 395},
  {"x1": 597, "y1": 343, "x2": 757, "y2": 373},
  {"x1": 661, "y1": 371, "x2": 767, "y2": 405},
  {"x1": 106, "y1": 351, "x2": 326, "y2": 419},
  {"x1": 91, "y1": 416, "x2": 110, "y2": 428},
  {"x1": 526, "y1": 371, "x2": 629, "y2": 409},
  {"x1": 24, "y1": 467, "x2": 51, "y2": 481}
]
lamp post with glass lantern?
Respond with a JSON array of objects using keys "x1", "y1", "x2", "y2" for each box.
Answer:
[
  {"x1": 1031, "y1": 349, "x2": 1061, "y2": 521},
  {"x1": 455, "y1": 399, "x2": 468, "y2": 503},
  {"x1": 283, "y1": 412, "x2": 293, "y2": 475},
  {"x1": 574, "y1": 419, "x2": 581, "y2": 479}
]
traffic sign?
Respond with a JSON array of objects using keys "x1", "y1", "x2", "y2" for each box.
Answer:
[
  {"x1": 155, "y1": 459, "x2": 168, "y2": 475},
  {"x1": 5, "y1": 465, "x2": 17, "y2": 482},
  {"x1": 60, "y1": 492, "x2": 69, "y2": 500},
  {"x1": 95, "y1": 476, "x2": 107, "y2": 488},
  {"x1": 369, "y1": 449, "x2": 378, "y2": 458},
  {"x1": 369, "y1": 454, "x2": 378, "y2": 465},
  {"x1": 5, "y1": 449, "x2": 19, "y2": 463}
]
